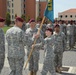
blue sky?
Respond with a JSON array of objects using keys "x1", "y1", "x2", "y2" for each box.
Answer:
[{"x1": 36, "y1": 0, "x2": 76, "y2": 18}]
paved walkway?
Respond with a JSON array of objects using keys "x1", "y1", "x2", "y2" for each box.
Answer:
[{"x1": 1, "y1": 42, "x2": 76, "y2": 75}]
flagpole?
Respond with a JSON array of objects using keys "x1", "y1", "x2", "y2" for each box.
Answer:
[{"x1": 24, "y1": 16, "x2": 45, "y2": 69}]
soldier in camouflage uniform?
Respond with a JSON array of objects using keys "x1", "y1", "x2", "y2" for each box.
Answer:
[
  {"x1": 53, "y1": 24, "x2": 66, "y2": 73},
  {"x1": 0, "y1": 17, "x2": 5, "y2": 73},
  {"x1": 25, "y1": 19, "x2": 43, "y2": 75},
  {"x1": 66, "y1": 21, "x2": 75, "y2": 50},
  {"x1": 46, "y1": 21, "x2": 54, "y2": 30},
  {"x1": 6, "y1": 17, "x2": 26, "y2": 75},
  {"x1": 40, "y1": 28, "x2": 56, "y2": 75}
]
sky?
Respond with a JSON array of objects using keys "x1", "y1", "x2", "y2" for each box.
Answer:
[{"x1": 36, "y1": 0, "x2": 76, "y2": 18}]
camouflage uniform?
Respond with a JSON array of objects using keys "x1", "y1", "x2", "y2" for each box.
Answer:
[
  {"x1": 67, "y1": 24, "x2": 75, "y2": 49},
  {"x1": 6, "y1": 26, "x2": 26, "y2": 75},
  {"x1": 60, "y1": 24, "x2": 67, "y2": 35},
  {"x1": 0, "y1": 28, "x2": 5, "y2": 73},
  {"x1": 25, "y1": 27, "x2": 43, "y2": 72},
  {"x1": 41, "y1": 36, "x2": 56, "y2": 75},
  {"x1": 46, "y1": 23, "x2": 54, "y2": 30},
  {"x1": 22, "y1": 23, "x2": 26, "y2": 32},
  {"x1": 36, "y1": 23, "x2": 46, "y2": 37},
  {"x1": 53, "y1": 32, "x2": 66, "y2": 68}
]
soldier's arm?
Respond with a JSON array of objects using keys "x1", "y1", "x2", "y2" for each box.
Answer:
[{"x1": 32, "y1": 35, "x2": 45, "y2": 49}]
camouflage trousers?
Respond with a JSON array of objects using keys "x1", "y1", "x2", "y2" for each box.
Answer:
[
  {"x1": 8, "y1": 57, "x2": 24, "y2": 75},
  {"x1": 0, "y1": 54, "x2": 5, "y2": 73},
  {"x1": 41, "y1": 57, "x2": 56, "y2": 75},
  {"x1": 28, "y1": 53, "x2": 39, "y2": 72},
  {"x1": 54, "y1": 53, "x2": 63, "y2": 68},
  {"x1": 67, "y1": 35, "x2": 74, "y2": 48}
]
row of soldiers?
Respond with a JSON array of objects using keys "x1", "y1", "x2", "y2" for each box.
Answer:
[
  {"x1": 0, "y1": 16, "x2": 75, "y2": 75},
  {"x1": 23, "y1": 20, "x2": 76, "y2": 50}
]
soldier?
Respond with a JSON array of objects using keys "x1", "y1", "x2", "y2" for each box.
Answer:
[
  {"x1": 25, "y1": 19, "x2": 43, "y2": 75},
  {"x1": 46, "y1": 21, "x2": 54, "y2": 30},
  {"x1": 0, "y1": 17, "x2": 5, "y2": 73},
  {"x1": 6, "y1": 17, "x2": 26, "y2": 75},
  {"x1": 59, "y1": 20, "x2": 67, "y2": 35},
  {"x1": 40, "y1": 28, "x2": 56, "y2": 75},
  {"x1": 66, "y1": 21, "x2": 75, "y2": 50},
  {"x1": 36, "y1": 18, "x2": 46, "y2": 37},
  {"x1": 22, "y1": 21, "x2": 26, "y2": 32},
  {"x1": 53, "y1": 24, "x2": 66, "y2": 73}
]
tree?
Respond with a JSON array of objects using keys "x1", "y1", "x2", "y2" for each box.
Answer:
[
  {"x1": 21, "y1": 14, "x2": 25, "y2": 21},
  {"x1": 36, "y1": 16, "x2": 42, "y2": 22},
  {"x1": 6, "y1": 12, "x2": 11, "y2": 26},
  {"x1": 25, "y1": 16, "x2": 30, "y2": 22},
  {"x1": 15, "y1": 14, "x2": 17, "y2": 18}
]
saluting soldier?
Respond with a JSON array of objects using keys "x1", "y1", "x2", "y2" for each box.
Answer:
[
  {"x1": 53, "y1": 24, "x2": 66, "y2": 73},
  {"x1": 6, "y1": 17, "x2": 26, "y2": 75},
  {"x1": 0, "y1": 17, "x2": 5, "y2": 73},
  {"x1": 25, "y1": 19, "x2": 43, "y2": 75}
]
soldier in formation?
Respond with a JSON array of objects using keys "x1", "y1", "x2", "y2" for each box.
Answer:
[
  {"x1": 53, "y1": 24, "x2": 66, "y2": 73},
  {"x1": 0, "y1": 17, "x2": 5, "y2": 73}
]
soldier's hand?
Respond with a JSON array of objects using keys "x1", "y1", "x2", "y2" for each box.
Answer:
[
  {"x1": 33, "y1": 33, "x2": 40, "y2": 39},
  {"x1": 31, "y1": 44, "x2": 35, "y2": 48}
]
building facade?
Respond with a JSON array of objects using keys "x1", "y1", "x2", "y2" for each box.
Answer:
[
  {"x1": 58, "y1": 9, "x2": 76, "y2": 21},
  {"x1": 7, "y1": 0, "x2": 47, "y2": 22},
  {"x1": 7, "y1": 0, "x2": 24, "y2": 22},
  {"x1": 39, "y1": 0, "x2": 47, "y2": 18},
  {"x1": 0, "y1": 0, "x2": 7, "y2": 18},
  {"x1": 24, "y1": 0, "x2": 36, "y2": 19}
]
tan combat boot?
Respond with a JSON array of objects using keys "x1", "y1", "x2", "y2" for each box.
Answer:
[
  {"x1": 33, "y1": 71, "x2": 37, "y2": 75},
  {"x1": 29, "y1": 71, "x2": 33, "y2": 75},
  {"x1": 56, "y1": 67, "x2": 62, "y2": 73}
]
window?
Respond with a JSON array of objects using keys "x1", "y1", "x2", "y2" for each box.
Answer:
[
  {"x1": 60, "y1": 15, "x2": 63, "y2": 18},
  {"x1": 12, "y1": 15, "x2": 14, "y2": 19},
  {"x1": 24, "y1": 4, "x2": 25, "y2": 7},
  {"x1": 70, "y1": 15, "x2": 72, "y2": 18},
  {"x1": 12, "y1": 3, "x2": 13, "y2": 7},
  {"x1": 8, "y1": 9, "x2": 10, "y2": 13},
  {"x1": 65, "y1": 15, "x2": 68, "y2": 18},
  {"x1": 12, "y1": 9, "x2": 14, "y2": 14},
  {"x1": 8, "y1": 1, "x2": 11, "y2": 7},
  {"x1": 24, "y1": 10, "x2": 25, "y2": 14}
]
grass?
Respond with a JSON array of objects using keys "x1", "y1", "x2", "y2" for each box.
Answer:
[{"x1": 2, "y1": 26, "x2": 12, "y2": 33}]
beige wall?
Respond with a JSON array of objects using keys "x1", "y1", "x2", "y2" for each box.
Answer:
[
  {"x1": 14, "y1": 0, "x2": 23, "y2": 17},
  {"x1": 58, "y1": 12, "x2": 76, "y2": 21},
  {"x1": 36, "y1": 1, "x2": 39, "y2": 19},
  {"x1": 7, "y1": 0, "x2": 23, "y2": 22}
]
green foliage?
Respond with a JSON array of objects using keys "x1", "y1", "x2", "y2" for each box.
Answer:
[
  {"x1": 36, "y1": 16, "x2": 42, "y2": 22},
  {"x1": 21, "y1": 14, "x2": 25, "y2": 21},
  {"x1": 15, "y1": 14, "x2": 17, "y2": 18},
  {"x1": 2, "y1": 26, "x2": 12, "y2": 33},
  {"x1": 25, "y1": 16, "x2": 30, "y2": 22},
  {"x1": 6, "y1": 12, "x2": 11, "y2": 26}
]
